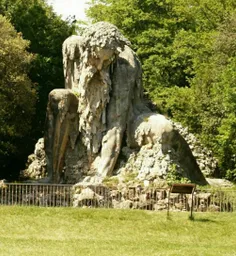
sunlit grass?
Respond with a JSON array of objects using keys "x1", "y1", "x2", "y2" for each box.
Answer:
[{"x1": 0, "y1": 206, "x2": 235, "y2": 256}]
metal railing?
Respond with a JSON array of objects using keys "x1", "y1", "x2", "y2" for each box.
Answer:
[
  {"x1": 73, "y1": 186, "x2": 236, "y2": 212},
  {"x1": 0, "y1": 183, "x2": 236, "y2": 212},
  {"x1": 0, "y1": 183, "x2": 73, "y2": 207}
]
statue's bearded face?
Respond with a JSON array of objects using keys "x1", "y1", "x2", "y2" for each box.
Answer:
[
  {"x1": 89, "y1": 47, "x2": 116, "y2": 71},
  {"x1": 77, "y1": 45, "x2": 115, "y2": 155}
]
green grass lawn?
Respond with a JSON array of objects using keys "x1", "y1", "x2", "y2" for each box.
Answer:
[{"x1": 0, "y1": 206, "x2": 235, "y2": 256}]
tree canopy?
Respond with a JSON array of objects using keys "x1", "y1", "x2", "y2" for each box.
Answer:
[
  {"x1": 0, "y1": 0, "x2": 75, "y2": 137},
  {"x1": 0, "y1": 15, "x2": 36, "y2": 179},
  {"x1": 0, "y1": 0, "x2": 74, "y2": 179}
]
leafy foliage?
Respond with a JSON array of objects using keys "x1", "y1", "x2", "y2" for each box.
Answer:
[
  {"x1": 0, "y1": 15, "x2": 36, "y2": 178},
  {"x1": 0, "y1": 0, "x2": 75, "y2": 179},
  {"x1": 177, "y1": 15, "x2": 236, "y2": 178},
  {"x1": 166, "y1": 164, "x2": 190, "y2": 185},
  {"x1": 0, "y1": 0, "x2": 75, "y2": 136}
]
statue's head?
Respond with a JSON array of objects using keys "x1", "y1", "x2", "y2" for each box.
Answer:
[
  {"x1": 63, "y1": 22, "x2": 131, "y2": 89},
  {"x1": 81, "y1": 22, "x2": 130, "y2": 70}
]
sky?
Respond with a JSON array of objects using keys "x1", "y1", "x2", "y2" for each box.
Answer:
[{"x1": 47, "y1": 0, "x2": 88, "y2": 20}]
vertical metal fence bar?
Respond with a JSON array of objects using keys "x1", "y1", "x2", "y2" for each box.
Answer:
[
  {"x1": 43, "y1": 184, "x2": 46, "y2": 207},
  {"x1": 41, "y1": 185, "x2": 44, "y2": 207},
  {"x1": 57, "y1": 185, "x2": 60, "y2": 207},
  {"x1": 19, "y1": 184, "x2": 22, "y2": 206},
  {"x1": 34, "y1": 185, "x2": 37, "y2": 206},
  {"x1": 67, "y1": 186, "x2": 70, "y2": 207},
  {"x1": 1, "y1": 186, "x2": 3, "y2": 205},
  {"x1": 52, "y1": 185, "x2": 55, "y2": 207},
  {"x1": 56, "y1": 185, "x2": 58, "y2": 207},
  {"x1": 28, "y1": 184, "x2": 31, "y2": 206},
  {"x1": 63, "y1": 186, "x2": 66, "y2": 207},
  {"x1": 23, "y1": 184, "x2": 26, "y2": 206},
  {"x1": 2, "y1": 186, "x2": 4, "y2": 204},
  {"x1": 4, "y1": 185, "x2": 7, "y2": 205},
  {"x1": 33, "y1": 185, "x2": 36, "y2": 206},
  {"x1": 6, "y1": 185, "x2": 8, "y2": 205},
  {"x1": 59, "y1": 185, "x2": 62, "y2": 207},
  {"x1": 10, "y1": 184, "x2": 13, "y2": 205},
  {"x1": 29, "y1": 184, "x2": 32, "y2": 206},
  {"x1": 39, "y1": 185, "x2": 42, "y2": 207},
  {"x1": 53, "y1": 185, "x2": 57, "y2": 207},
  {"x1": 24, "y1": 184, "x2": 26, "y2": 206},
  {"x1": 14, "y1": 184, "x2": 17, "y2": 205},
  {"x1": 8, "y1": 184, "x2": 11, "y2": 205},
  {"x1": 12, "y1": 184, "x2": 14, "y2": 205},
  {"x1": 57, "y1": 186, "x2": 60, "y2": 207},
  {"x1": 8, "y1": 184, "x2": 10, "y2": 205},
  {"x1": 45, "y1": 185, "x2": 48, "y2": 207},
  {"x1": 5, "y1": 185, "x2": 8, "y2": 205},
  {"x1": 15, "y1": 184, "x2": 17, "y2": 205},
  {"x1": 211, "y1": 193, "x2": 214, "y2": 212}
]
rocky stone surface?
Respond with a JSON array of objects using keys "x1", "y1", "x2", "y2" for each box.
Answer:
[
  {"x1": 0, "y1": 179, "x2": 7, "y2": 188},
  {"x1": 206, "y1": 178, "x2": 234, "y2": 187},
  {"x1": 172, "y1": 122, "x2": 218, "y2": 177},
  {"x1": 24, "y1": 22, "x2": 208, "y2": 185},
  {"x1": 71, "y1": 184, "x2": 234, "y2": 212},
  {"x1": 22, "y1": 138, "x2": 47, "y2": 180},
  {"x1": 115, "y1": 140, "x2": 204, "y2": 184}
]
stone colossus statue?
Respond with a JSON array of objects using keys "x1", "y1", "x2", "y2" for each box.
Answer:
[{"x1": 43, "y1": 22, "x2": 207, "y2": 185}]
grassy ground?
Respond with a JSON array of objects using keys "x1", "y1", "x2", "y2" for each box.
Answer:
[{"x1": 0, "y1": 206, "x2": 235, "y2": 256}]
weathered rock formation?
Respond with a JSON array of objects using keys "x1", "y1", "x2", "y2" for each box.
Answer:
[
  {"x1": 172, "y1": 122, "x2": 218, "y2": 177},
  {"x1": 24, "y1": 22, "x2": 208, "y2": 185},
  {"x1": 23, "y1": 138, "x2": 46, "y2": 180},
  {"x1": 72, "y1": 185, "x2": 233, "y2": 212}
]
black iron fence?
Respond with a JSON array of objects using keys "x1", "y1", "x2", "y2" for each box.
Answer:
[
  {"x1": 0, "y1": 182, "x2": 236, "y2": 212},
  {"x1": 0, "y1": 183, "x2": 73, "y2": 207}
]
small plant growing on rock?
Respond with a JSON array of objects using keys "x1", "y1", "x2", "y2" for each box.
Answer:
[
  {"x1": 166, "y1": 164, "x2": 190, "y2": 185},
  {"x1": 102, "y1": 176, "x2": 119, "y2": 187}
]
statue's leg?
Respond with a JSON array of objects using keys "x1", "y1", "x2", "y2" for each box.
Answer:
[
  {"x1": 96, "y1": 127, "x2": 123, "y2": 178},
  {"x1": 127, "y1": 113, "x2": 174, "y2": 148},
  {"x1": 44, "y1": 89, "x2": 78, "y2": 183}
]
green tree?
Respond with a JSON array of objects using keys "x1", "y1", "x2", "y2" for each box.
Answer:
[
  {"x1": 0, "y1": 0, "x2": 75, "y2": 179},
  {"x1": 0, "y1": 0, "x2": 75, "y2": 137},
  {"x1": 0, "y1": 15, "x2": 36, "y2": 179},
  {"x1": 194, "y1": 15, "x2": 236, "y2": 178},
  {"x1": 162, "y1": 14, "x2": 236, "y2": 179}
]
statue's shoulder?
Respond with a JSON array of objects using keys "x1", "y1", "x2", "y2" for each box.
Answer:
[
  {"x1": 118, "y1": 45, "x2": 141, "y2": 70},
  {"x1": 63, "y1": 35, "x2": 82, "y2": 45}
]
